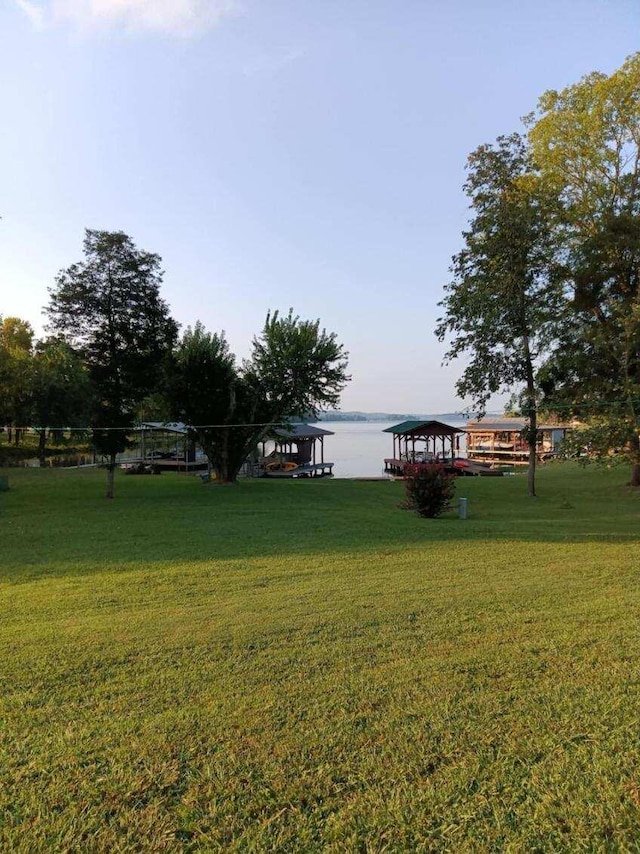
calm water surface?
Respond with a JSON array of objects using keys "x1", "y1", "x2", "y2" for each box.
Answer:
[
  {"x1": 15, "y1": 420, "x2": 467, "y2": 478},
  {"x1": 325, "y1": 420, "x2": 467, "y2": 479}
]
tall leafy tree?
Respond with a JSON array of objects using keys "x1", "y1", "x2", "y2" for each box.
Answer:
[
  {"x1": 30, "y1": 338, "x2": 93, "y2": 466},
  {"x1": 529, "y1": 53, "x2": 640, "y2": 484},
  {"x1": 47, "y1": 230, "x2": 178, "y2": 497},
  {"x1": 167, "y1": 322, "x2": 243, "y2": 482},
  {"x1": 0, "y1": 316, "x2": 34, "y2": 444},
  {"x1": 436, "y1": 134, "x2": 565, "y2": 496},
  {"x1": 169, "y1": 310, "x2": 349, "y2": 483}
]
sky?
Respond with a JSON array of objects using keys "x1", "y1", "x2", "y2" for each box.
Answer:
[{"x1": 1, "y1": 0, "x2": 639, "y2": 414}]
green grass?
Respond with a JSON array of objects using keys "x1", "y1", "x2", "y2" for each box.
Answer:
[{"x1": 1, "y1": 463, "x2": 639, "y2": 850}]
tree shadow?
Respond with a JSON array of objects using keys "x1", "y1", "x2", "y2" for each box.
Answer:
[{"x1": 1, "y1": 466, "x2": 639, "y2": 582}]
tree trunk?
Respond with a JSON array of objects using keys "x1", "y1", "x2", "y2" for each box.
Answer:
[
  {"x1": 200, "y1": 439, "x2": 232, "y2": 484},
  {"x1": 213, "y1": 448, "x2": 237, "y2": 484},
  {"x1": 522, "y1": 333, "x2": 537, "y2": 498},
  {"x1": 38, "y1": 429, "x2": 47, "y2": 467},
  {"x1": 630, "y1": 431, "x2": 640, "y2": 487},
  {"x1": 217, "y1": 462, "x2": 237, "y2": 483},
  {"x1": 527, "y1": 407, "x2": 537, "y2": 498},
  {"x1": 197, "y1": 422, "x2": 268, "y2": 485},
  {"x1": 106, "y1": 452, "x2": 116, "y2": 499}
]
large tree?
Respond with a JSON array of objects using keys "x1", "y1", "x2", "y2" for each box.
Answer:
[
  {"x1": 0, "y1": 316, "x2": 34, "y2": 444},
  {"x1": 529, "y1": 53, "x2": 640, "y2": 484},
  {"x1": 436, "y1": 134, "x2": 564, "y2": 496},
  {"x1": 30, "y1": 338, "x2": 93, "y2": 466},
  {"x1": 47, "y1": 230, "x2": 178, "y2": 497},
  {"x1": 169, "y1": 310, "x2": 349, "y2": 483}
]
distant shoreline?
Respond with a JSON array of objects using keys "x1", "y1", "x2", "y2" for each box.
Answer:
[{"x1": 317, "y1": 412, "x2": 498, "y2": 423}]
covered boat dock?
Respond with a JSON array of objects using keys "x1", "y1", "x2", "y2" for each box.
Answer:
[
  {"x1": 258, "y1": 423, "x2": 335, "y2": 478},
  {"x1": 383, "y1": 420, "x2": 464, "y2": 476},
  {"x1": 125, "y1": 421, "x2": 208, "y2": 472}
]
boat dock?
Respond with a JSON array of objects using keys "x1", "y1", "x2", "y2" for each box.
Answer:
[{"x1": 264, "y1": 462, "x2": 334, "y2": 478}]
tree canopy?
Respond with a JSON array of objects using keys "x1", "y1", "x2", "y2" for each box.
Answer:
[
  {"x1": 528, "y1": 53, "x2": 640, "y2": 230},
  {"x1": 529, "y1": 53, "x2": 640, "y2": 484},
  {"x1": 30, "y1": 338, "x2": 93, "y2": 466},
  {"x1": 438, "y1": 53, "x2": 640, "y2": 488},
  {"x1": 169, "y1": 310, "x2": 349, "y2": 483},
  {"x1": 436, "y1": 134, "x2": 564, "y2": 496},
  {"x1": 46, "y1": 229, "x2": 178, "y2": 497},
  {"x1": 0, "y1": 316, "x2": 34, "y2": 442}
]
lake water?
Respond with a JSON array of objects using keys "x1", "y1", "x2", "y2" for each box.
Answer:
[
  {"x1": 323, "y1": 420, "x2": 468, "y2": 479},
  {"x1": 12, "y1": 420, "x2": 468, "y2": 477}
]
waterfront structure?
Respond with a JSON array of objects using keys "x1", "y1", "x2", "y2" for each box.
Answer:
[
  {"x1": 130, "y1": 422, "x2": 208, "y2": 472},
  {"x1": 465, "y1": 418, "x2": 570, "y2": 465},
  {"x1": 257, "y1": 423, "x2": 335, "y2": 477},
  {"x1": 382, "y1": 420, "x2": 464, "y2": 475}
]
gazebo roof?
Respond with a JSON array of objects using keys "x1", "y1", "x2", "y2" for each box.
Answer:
[
  {"x1": 273, "y1": 423, "x2": 334, "y2": 440},
  {"x1": 383, "y1": 420, "x2": 464, "y2": 438}
]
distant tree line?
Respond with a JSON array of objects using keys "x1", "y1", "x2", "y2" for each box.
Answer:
[
  {"x1": 437, "y1": 52, "x2": 640, "y2": 493},
  {"x1": 2, "y1": 230, "x2": 349, "y2": 498}
]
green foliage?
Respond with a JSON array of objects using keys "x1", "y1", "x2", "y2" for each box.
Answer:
[
  {"x1": 30, "y1": 338, "x2": 93, "y2": 463},
  {"x1": 169, "y1": 311, "x2": 349, "y2": 482},
  {"x1": 529, "y1": 54, "x2": 640, "y2": 483},
  {"x1": 1, "y1": 464, "x2": 640, "y2": 848},
  {"x1": 436, "y1": 134, "x2": 565, "y2": 495},
  {"x1": 560, "y1": 421, "x2": 636, "y2": 469},
  {"x1": 0, "y1": 316, "x2": 35, "y2": 433},
  {"x1": 441, "y1": 57, "x2": 640, "y2": 489},
  {"x1": 136, "y1": 392, "x2": 174, "y2": 423},
  {"x1": 250, "y1": 309, "x2": 350, "y2": 417},
  {"x1": 437, "y1": 135, "x2": 563, "y2": 409},
  {"x1": 46, "y1": 230, "x2": 178, "y2": 494},
  {"x1": 538, "y1": 213, "x2": 640, "y2": 458},
  {"x1": 528, "y1": 53, "x2": 640, "y2": 228},
  {"x1": 0, "y1": 316, "x2": 34, "y2": 353},
  {"x1": 31, "y1": 339, "x2": 91, "y2": 425},
  {"x1": 168, "y1": 322, "x2": 257, "y2": 482},
  {"x1": 402, "y1": 463, "x2": 456, "y2": 517}
]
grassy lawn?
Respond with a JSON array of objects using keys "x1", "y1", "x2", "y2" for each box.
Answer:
[{"x1": 1, "y1": 463, "x2": 639, "y2": 850}]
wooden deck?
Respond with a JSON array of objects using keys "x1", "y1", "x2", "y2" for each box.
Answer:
[
  {"x1": 263, "y1": 462, "x2": 334, "y2": 478},
  {"x1": 121, "y1": 457, "x2": 209, "y2": 473},
  {"x1": 384, "y1": 457, "x2": 507, "y2": 478},
  {"x1": 466, "y1": 449, "x2": 556, "y2": 466},
  {"x1": 384, "y1": 458, "x2": 407, "y2": 476}
]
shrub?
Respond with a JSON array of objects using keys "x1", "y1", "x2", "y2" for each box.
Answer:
[{"x1": 402, "y1": 463, "x2": 456, "y2": 518}]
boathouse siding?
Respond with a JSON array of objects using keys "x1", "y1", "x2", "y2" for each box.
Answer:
[{"x1": 465, "y1": 419, "x2": 570, "y2": 465}]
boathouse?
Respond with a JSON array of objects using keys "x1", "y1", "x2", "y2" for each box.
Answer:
[
  {"x1": 257, "y1": 423, "x2": 335, "y2": 477},
  {"x1": 383, "y1": 420, "x2": 464, "y2": 476},
  {"x1": 465, "y1": 419, "x2": 571, "y2": 465},
  {"x1": 132, "y1": 422, "x2": 208, "y2": 473}
]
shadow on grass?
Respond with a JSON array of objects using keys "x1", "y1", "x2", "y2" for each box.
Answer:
[{"x1": 1, "y1": 464, "x2": 639, "y2": 581}]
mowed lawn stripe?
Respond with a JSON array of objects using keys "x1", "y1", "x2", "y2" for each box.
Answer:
[{"x1": 1, "y1": 464, "x2": 639, "y2": 849}]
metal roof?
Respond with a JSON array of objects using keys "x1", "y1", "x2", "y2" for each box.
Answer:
[
  {"x1": 138, "y1": 421, "x2": 188, "y2": 434},
  {"x1": 273, "y1": 423, "x2": 334, "y2": 439},
  {"x1": 466, "y1": 420, "x2": 570, "y2": 432},
  {"x1": 383, "y1": 420, "x2": 464, "y2": 436},
  {"x1": 466, "y1": 420, "x2": 526, "y2": 431}
]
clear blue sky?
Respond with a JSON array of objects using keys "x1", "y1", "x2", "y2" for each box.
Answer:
[{"x1": 2, "y1": 0, "x2": 638, "y2": 412}]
